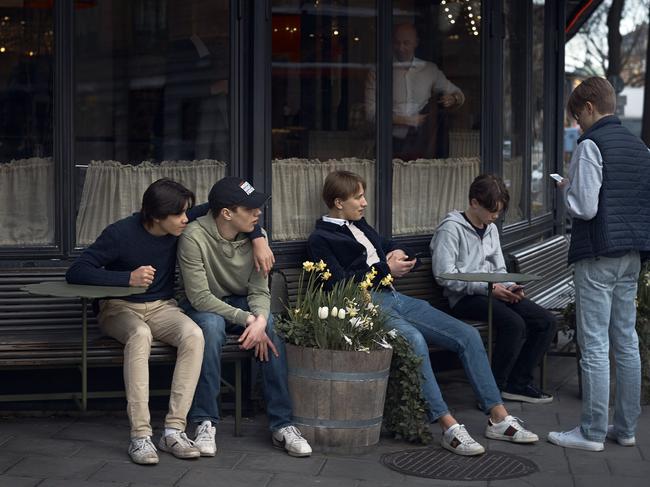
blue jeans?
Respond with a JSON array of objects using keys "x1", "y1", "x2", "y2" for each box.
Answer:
[
  {"x1": 372, "y1": 290, "x2": 503, "y2": 422},
  {"x1": 181, "y1": 297, "x2": 293, "y2": 431},
  {"x1": 574, "y1": 251, "x2": 641, "y2": 442}
]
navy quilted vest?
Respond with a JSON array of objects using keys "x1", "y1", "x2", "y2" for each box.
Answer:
[{"x1": 568, "y1": 116, "x2": 650, "y2": 264}]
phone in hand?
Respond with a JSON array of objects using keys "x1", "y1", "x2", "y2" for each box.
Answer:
[
  {"x1": 549, "y1": 173, "x2": 564, "y2": 182},
  {"x1": 508, "y1": 284, "x2": 525, "y2": 292}
]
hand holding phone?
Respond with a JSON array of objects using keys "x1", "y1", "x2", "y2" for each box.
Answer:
[
  {"x1": 508, "y1": 284, "x2": 524, "y2": 292},
  {"x1": 549, "y1": 173, "x2": 564, "y2": 182}
]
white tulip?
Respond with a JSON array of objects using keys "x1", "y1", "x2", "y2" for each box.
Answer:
[
  {"x1": 331, "y1": 306, "x2": 339, "y2": 317},
  {"x1": 338, "y1": 308, "x2": 346, "y2": 319},
  {"x1": 318, "y1": 306, "x2": 329, "y2": 319}
]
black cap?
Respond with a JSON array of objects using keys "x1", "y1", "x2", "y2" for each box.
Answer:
[{"x1": 208, "y1": 177, "x2": 269, "y2": 211}]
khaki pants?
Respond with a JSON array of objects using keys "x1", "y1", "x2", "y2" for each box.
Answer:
[{"x1": 98, "y1": 299, "x2": 204, "y2": 438}]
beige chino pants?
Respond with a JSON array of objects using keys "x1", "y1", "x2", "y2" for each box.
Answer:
[{"x1": 98, "y1": 299, "x2": 204, "y2": 438}]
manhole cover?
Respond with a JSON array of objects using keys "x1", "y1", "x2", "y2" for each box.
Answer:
[{"x1": 381, "y1": 448, "x2": 538, "y2": 481}]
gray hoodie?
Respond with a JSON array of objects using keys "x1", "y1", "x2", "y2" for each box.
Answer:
[{"x1": 429, "y1": 210, "x2": 512, "y2": 308}]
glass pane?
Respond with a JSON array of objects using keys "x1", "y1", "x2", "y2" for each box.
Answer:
[
  {"x1": 0, "y1": 4, "x2": 54, "y2": 246},
  {"x1": 270, "y1": 0, "x2": 377, "y2": 242},
  {"x1": 531, "y1": 0, "x2": 547, "y2": 217},
  {"x1": 74, "y1": 0, "x2": 230, "y2": 246},
  {"x1": 503, "y1": 0, "x2": 526, "y2": 225},
  {"x1": 391, "y1": 0, "x2": 481, "y2": 236}
]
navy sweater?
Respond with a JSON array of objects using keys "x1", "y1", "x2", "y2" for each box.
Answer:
[
  {"x1": 66, "y1": 204, "x2": 263, "y2": 303},
  {"x1": 307, "y1": 217, "x2": 413, "y2": 290}
]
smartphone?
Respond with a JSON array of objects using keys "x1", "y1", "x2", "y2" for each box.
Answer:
[
  {"x1": 549, "y1": 173, "x2": 563, "y2": 182},
  {"x1": 508, "y1": 284, "x2": 525, "y2": 292}
]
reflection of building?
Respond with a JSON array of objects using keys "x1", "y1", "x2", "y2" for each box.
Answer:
[{"x1": 0, "y1": 1, "x2": 607, "y2": 261}]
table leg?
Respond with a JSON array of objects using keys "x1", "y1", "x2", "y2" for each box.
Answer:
[
  {"x1": 487, "y1": 283, "x2": 493, "y2": 364},
  {"x1": 81, "y1": 297, "x2": 88, "y2": 412}
]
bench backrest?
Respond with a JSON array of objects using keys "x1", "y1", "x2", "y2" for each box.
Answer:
[
  {"x1": 270, "y1": 257, "x2": 452, "y2": 315},
  {"x1": 508, "y1": 235, "x2": 574, "y2": 311}
]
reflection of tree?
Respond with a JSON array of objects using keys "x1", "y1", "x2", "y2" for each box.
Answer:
[{"x1": 567, "y1": 0, "x2": 649, "y2": 87}]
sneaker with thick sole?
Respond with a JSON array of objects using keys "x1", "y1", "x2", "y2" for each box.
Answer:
[
  {"x1": 607, "y1": 425, "x2": 636, "y2": 447},
  {"x1": 128, "y1": 436, "x2": 159, "y2": 465},
  {"x1": 158, "y1": 431, "x2": 201, "y2": 459},
  {"x1": 441, "y1": 424, "x2": 486, "y2": 456},
  {"x1": 485, "y1": 415, "x2": 539, "y2": 443},
  {"x1": 501, "y1": 384, "x2": 553, "y2": 404},
  {"x1": 547, "y1": 426, "x2": 604, "y2": 451},
  {"x1": 194, "y1": 423, "x2": 217, "y2": 456},
  {"x1": 272, "y1": 425, "x2": 312, "y2": 457}
]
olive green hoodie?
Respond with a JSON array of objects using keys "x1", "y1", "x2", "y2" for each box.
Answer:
[{"x1": 177, "y1": 213, "x2": 270, "y2": 325}]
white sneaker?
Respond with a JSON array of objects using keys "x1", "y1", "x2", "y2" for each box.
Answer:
[
  {"x1": 128, "y1": 436, "x2": 159, "y2": 465},
  {"x1": 272, "y1": 425, "x2": 312, "y2": 457},
  {"x1": 547, "y1": 426, "x2": 604, "y2": 452},
  {"x1": 607, "y1": 425, "x2": 636, "y2": 447},
  {"x1": 194, "y1": 422, "x2": 217, "y2": 456},
  {"x1": 158, "y1": 431, "x2": 201, "y2": 459},
  {"x1": 485, "y1": 415, "x2": 539, "y2": 443},
  {"x1": 441, "y1": 424, "x2": 485, "y2": 456}
]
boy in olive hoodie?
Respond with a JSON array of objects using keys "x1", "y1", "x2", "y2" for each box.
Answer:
[{"x1": 177, "y1": 177, "x2": 312, "y2": 458}]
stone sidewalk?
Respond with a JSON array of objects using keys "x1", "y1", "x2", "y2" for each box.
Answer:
[{"x1": 0, "y1": 355, "x2": 648, "y2": 487}]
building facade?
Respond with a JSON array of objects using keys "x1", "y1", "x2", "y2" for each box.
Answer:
[{"x1": 0, "y1": 0, "x2": 569, "y2": 267}]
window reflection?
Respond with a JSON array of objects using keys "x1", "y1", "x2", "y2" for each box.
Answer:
[
  {"x1": 0, "y1": 4, "x2": 54, "y2": 246},
  {"x1": 391, "y1": 0, "x2": 481, "y2": 236},
  {"x1": 74, "y1": 0, "x2": 230, "y2": 246},
  {"x1": 531, "y1": 0, "x2": 547, "y2": 218},
  {"x1": 271, "y1": 0, "x2": 377, "y2": 241},
  {"x1": 503, "y1": 0, "x2": 526, "y2": 225}
]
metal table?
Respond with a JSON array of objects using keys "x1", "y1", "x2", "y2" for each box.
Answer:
[
  {"x1": 22, "y1": 281, "x2": 146, "y2": 411},
  {"x1": 438, "y1": 272, "x2": 541, "y2": 362}
]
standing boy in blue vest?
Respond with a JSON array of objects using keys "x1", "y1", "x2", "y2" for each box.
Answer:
[{"x1": 548, "y1": 77, "x2": 650, "y2": 451}]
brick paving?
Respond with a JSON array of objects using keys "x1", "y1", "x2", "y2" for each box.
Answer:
[{"x1": 0, "y1": 355, "x2": 648, "y2": 486}]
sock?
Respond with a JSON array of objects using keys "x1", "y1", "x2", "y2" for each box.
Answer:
[
  {"x1": 164, "y1": 427, "x2": 180, "y2": 437},
  {"x1": 201, "y1": 420, "x2": 212, "y2": 428}
]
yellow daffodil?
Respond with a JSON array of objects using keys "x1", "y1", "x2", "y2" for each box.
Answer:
[
  {"x1": 321, "y1": 271, "x2": 332, "y2": 281},
  {"x1": 316, "y1": 260, "x2": 327, "y2": 271},
  {"x1": 380, "y1": 274, "x2": 394, "y2": 287},
  {"x1": 302, "y1": 261, "x2": 315, "y2": 272}
]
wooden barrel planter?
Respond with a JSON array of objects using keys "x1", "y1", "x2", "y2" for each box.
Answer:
[{"x1": 285, "y1": 343, "x2": 393, "y2": 454}]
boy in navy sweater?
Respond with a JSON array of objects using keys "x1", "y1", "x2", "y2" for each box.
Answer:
[{"x1": 67, "y1": 178, "x2": 273, "y2": 464}]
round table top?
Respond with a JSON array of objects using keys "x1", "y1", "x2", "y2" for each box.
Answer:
[
  {"x1": 438, "y1": 272, "x2": 542, "y2": 283},
  {"x1": 22, "y1": 281, "x2": 147, "y2": 299}
]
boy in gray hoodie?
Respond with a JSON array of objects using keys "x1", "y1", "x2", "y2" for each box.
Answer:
[{"x1": 430, "y1": 174, "x2": 555, "y2": 404}]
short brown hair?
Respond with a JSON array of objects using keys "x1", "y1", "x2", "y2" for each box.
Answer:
[
  {"x1": 469, "y1": 174, "x2": 509, "y2": 213},
  {"x1": 322, "y1": 170, "x2": 367, "y2": 209},
  {"x1": 567, "y1": 77, "x2": 616, "y2": 119},
  {"x1": 141, "y1": 178, "x2": 195, "y2": 225}
]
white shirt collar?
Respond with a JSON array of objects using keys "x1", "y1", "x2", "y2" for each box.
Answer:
[{"x1": 322, "y1": 215, "x2": 348, "y2": 226}]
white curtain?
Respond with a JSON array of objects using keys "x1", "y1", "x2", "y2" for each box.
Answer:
[
  {"x1": 76, "y1": 159, "x2": 227, "y2": 245},
  {"x1": 0, "y1": 157, "x2": 54, "y2": 245},
  {"x1": 271, "y1": 156, "x2": 479, "y2": 241},
  {"x1": 271, "y1": 158, "x2": 376, "y2": 241},
  {"x1": 392, "y1": 157, "x2": 481, "y2": 235}
]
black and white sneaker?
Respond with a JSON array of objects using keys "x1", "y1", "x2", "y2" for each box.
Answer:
[{"x1": 501, "y1": 384, "x2": 553, "y2": 404}]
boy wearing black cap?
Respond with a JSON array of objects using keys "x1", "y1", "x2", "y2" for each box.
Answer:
[{"x1": 178, "y1": 177, "x2": 312, "y2": 458}]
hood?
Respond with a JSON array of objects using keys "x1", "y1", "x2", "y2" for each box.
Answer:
[
  {"x1": 436, "y1": 210, "x2": 496, "y2": 240},
  {"x1": 196, "y1": 213, "x2": 251, "y2": 249}
]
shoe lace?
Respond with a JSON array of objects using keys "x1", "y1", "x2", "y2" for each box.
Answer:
[
  {"x1": 132, "y1": 436, "x2": 157, "y2": 453},
  {"x1": 506, "y1": 416, "x2": 526, "y2": 431},
  {"x1": 281, "y1": 425, "x2": 305, "y2": 443},
  {"x1": 171, "y1": 431, "x2": 197, "y2": 448},
  {"x1": 195, "y1": 423, "x2": 215, "y2": 441},
  {"x1": 454, "y1": 425, "x2": 476, "y2": 444}
]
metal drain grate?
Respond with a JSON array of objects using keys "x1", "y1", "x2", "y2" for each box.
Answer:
[{"x1": 381, "y1": 448, "x2": 538, "y2": 481}]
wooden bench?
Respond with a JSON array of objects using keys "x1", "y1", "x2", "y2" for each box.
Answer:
[
  {"x1": 508, "y1": 235, "x2": 579, "y2": 391},
  {"x1": 0, "y1": 267, "x2": 250, "y2": 435},
  {"x1": 273, "y1": 238, "x2": 576, "y2": 389},
  {"x1": 270, "y1": 257, "x2": 490, "y2": 354}
]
